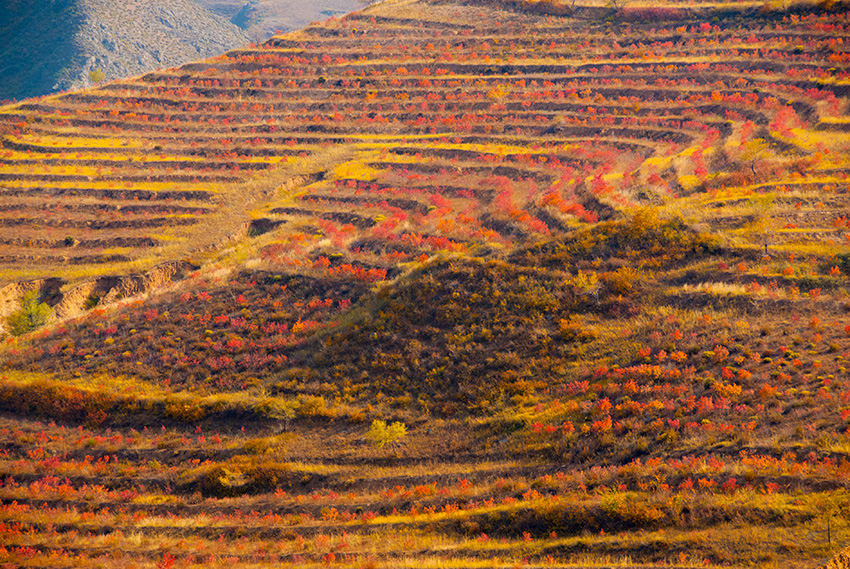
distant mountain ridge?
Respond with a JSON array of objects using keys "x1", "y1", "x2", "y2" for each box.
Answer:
[{"x1": 0, "y1": 0, "x2": 249, "y2": 102}]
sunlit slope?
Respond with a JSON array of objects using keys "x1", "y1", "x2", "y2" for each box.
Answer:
[
  {"x1": 0, "y1": 0, "x2": 846, "y2": 285},
  {"x1": 0, "y1": 2, "x2": 850, "y2": 568}
]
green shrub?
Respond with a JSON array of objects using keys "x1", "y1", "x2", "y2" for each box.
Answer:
[
  {"x1": 6, "y1": 290, "x2": 53, "y2": 336},
  {"x1": 366, "y1": 419, "x2": 407, "y2": 449},
  {"x1": 297, "y1": 394, "x2": 335, "y2": 418}
]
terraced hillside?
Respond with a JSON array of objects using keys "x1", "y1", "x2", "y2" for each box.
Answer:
[
  {"x1": 1, "y1": 0, "x2": 848, "y2": 283},
  {"x1": 1, "y1": 0, "x2": 850, "y2": 567},
  {"x1": 0, "y1": 0, "x2": 847, "y2": 288}
]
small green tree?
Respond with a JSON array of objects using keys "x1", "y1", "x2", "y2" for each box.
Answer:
[
  {"x1": 89, "y1": 68, "x2": 106, "y2": 84},
  {"x1": 366, "y1": 419, "x2": 407, "y2": 450},
  {"x1": 746, "y1": 194, "x2": 780, "y2": 254},
  {"x1": 739, "y1": 137, "x2": 771, "y2": 178},
  {"x1": 6, "y1": 290, "x2": 53, "y2": 336}
]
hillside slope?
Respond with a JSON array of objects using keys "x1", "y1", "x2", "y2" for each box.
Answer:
[
  {"x1": 193, "y1": 0, "x2": 364, "y2": 42},
  {"x1": 0, "y1": 0, "x2": 248, "y2": 102},
  {"x1": 0, "y1": 0, "x2": 850, "y2": 567}
]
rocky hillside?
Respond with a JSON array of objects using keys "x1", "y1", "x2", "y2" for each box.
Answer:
[
  {"x1": 193, "y1": 0, "x2": 363, "y2": 42},
  {"x1": 0, "y1": 0, "x2": 248, "y2": 102}
]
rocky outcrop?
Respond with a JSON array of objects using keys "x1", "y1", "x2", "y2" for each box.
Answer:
[
  {"x1": 100, "y1": 261, "x2": 198, "y2": 305},
  {"x1": 0, "y1": 279, "x2": 63, "y2": 335},
  {"x1": 52, "y1": 276, "x2": 122, "y2": 319},
  {"x1": 0, "y1": 0, "x2": 248, "y2": 101},
  {"x1": 0, "y1": 279, "x2": 63, "y2": 319},
  {"x1": 822, "y1": 548, "x2": 850, "y2": 569},
  {"x1": 0, "y1": 261, "x2": 198, "y2": 335},
  {"x1": 231, "y1": 1, "x2": 265, "y2": 30}
]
